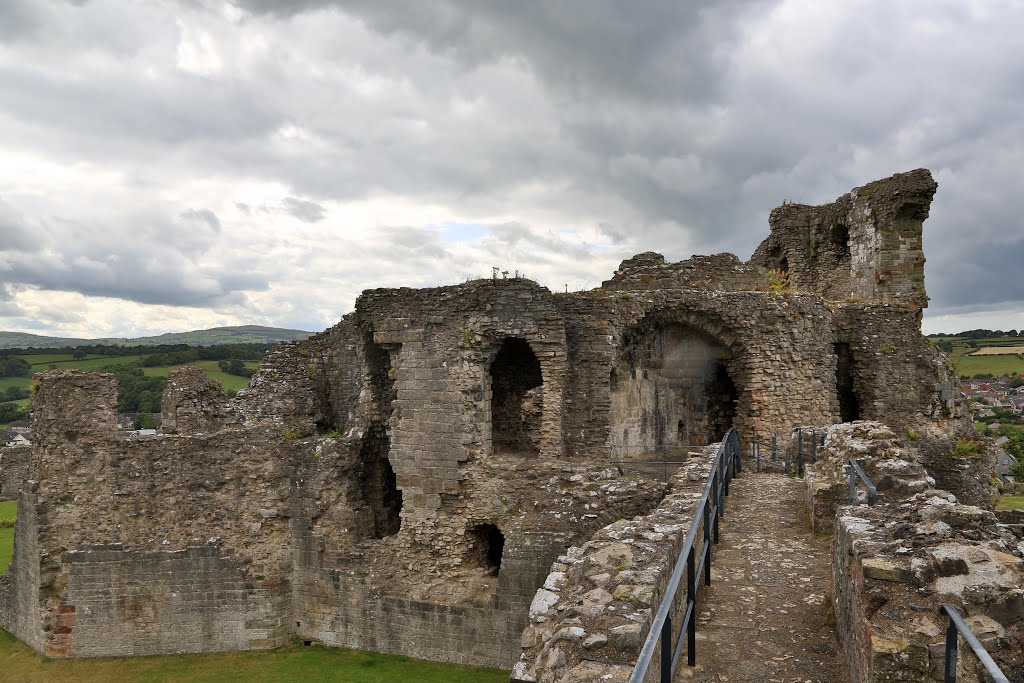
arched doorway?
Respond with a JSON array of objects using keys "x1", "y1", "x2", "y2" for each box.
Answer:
[
  {"x1": 490, "y1": 338, "x2": 543, "y2": 455},
  {"x1": 610, "y1": 322, "x2": 739, "y2": 457}
]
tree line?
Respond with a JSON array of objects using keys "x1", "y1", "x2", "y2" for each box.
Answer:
[{"x1": 928, "y1": 329, "x2": 1024, "y2": 339}]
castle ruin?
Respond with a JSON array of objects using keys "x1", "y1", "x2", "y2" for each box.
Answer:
[{"x1": 1, "y1": 169, "x2": 1011, "y2": 679}]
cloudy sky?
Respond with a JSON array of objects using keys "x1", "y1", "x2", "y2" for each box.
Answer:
[{"x1": 0, "y1": 0, "x2": 1021, "y2": 338}]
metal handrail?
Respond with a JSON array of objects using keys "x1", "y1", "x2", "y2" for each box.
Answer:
[
  {"x1": 629, "y1": 428, "x2": 741, "y2": 683},
  {"x1": 847, "y1": 458, "x2": 877, "y2": 505},
  {"x1": 938, "y1": 604, "x2": 1009, "y2": 683}
]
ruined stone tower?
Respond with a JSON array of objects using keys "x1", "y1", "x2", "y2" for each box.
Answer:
[{"x1": 0, "y1": 169, "x2": 979, "y2": 669}]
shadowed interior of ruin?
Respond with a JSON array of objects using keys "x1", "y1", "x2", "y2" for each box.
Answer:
[
  {"x1": 351, "y1": 335, "x2": 402, "y2": 538},
  {"x1": 610, "y1": 322, "x2": 739, "y2": 456},
  {"x1": 354, "y1": 427, "x2": 402, "y2": 538},
  {"x1": 834, "y1": 342, "x2": 860, "y2": 423},
  {"x1": 490, "y1": 337, "x2": 543, "y2": 454},
  {"x1": 468, "y1": 524, "x2": 505, "y2": 575}
]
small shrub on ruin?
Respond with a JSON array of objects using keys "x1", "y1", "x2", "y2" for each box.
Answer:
[
  {"x1": 952, "y1": 439, "x2": 982, "y2": 457},
  {"x1": 767, "y1": 269, "x2": 788, "y2": 296}
]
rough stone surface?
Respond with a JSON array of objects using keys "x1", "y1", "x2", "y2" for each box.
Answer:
[
  {"x1": 511, "y1": 446, "x2": 720, "y2": 683},
  {"x1": 0, "y1": 169, "x2": 1000, "y2": 678},
  {"x1": 816, "y1": 425, "x2": 1024, "y2": 682},
  {"x1": 0, "y1": 446, "x2": 29, "y2": 500},
  {"x1": 677, "y1": 473, "x2": 849, "y2": 683}
]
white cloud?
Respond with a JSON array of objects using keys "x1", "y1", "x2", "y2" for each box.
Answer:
[{"x1": 0, "y1": 0, "x2": 1020, "y2": 337}]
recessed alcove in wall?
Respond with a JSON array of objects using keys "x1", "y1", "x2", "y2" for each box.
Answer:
[
  {"x1": 490, "y1": 337, "x2": 543, "y2": 455},
  {"x1": 352, "y1": 334, "x2": 402, "y2": 539},
  {"x1": 831, "y1": 223, "x2": 851, "y2": 260},
  {"x1": 610, "y1": 322, "x2": 739, "y2": 456},
  {"x1": 354, "y1": 426, "x2": 403, "y2": 539},
  {"x1": 468, "y1": 523, "x2": 504, "y2": 575},
  {"x1": 834, "y1": 342, "x2": 861, "y2": 422}
]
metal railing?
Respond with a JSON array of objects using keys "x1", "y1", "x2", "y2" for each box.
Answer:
[
  {"x1": 750, "y1": 428, "x2": 825, "y2": 475},
  {"x1": 611, "y1": 443, "x2": 712, "y2": 481},
  {"x1": 793, "y1": 427, "x2": 825, "y2": 476},
  {"x1": 628, "y1": 428, "x2": 741, "y2": 683},
  {"x1": 750, "y1": 429, "x2": 776, "y2": 472},
  {"x1": 847, "y1": 458, "x2": 877, "y2": 505},
  {"x1": 938, "y1": 604, "x2": 1009, "y2": 683}
]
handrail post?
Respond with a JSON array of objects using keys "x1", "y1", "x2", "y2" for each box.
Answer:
[
  {"x1": 772, "y1": 433, "x2": 777, "y2": 462},
  {"x1": 703, "y1": 502, "x2": 711, "y2": 585},
  {"x1": 713, "y1": 469, "x2": 721, "y2": 542},
  {"x1": 848, "y1": 463, "x2": 856, "y2": 506},
  {"x1": 752, "y1": 428, "x2": 757, "y2": 472},
  {"x1": 784, "y1": 446, "x2": 790, "y2": 474},
  {"x1": 686, "y1": 547, "x2": 696, "y2": 667},
  {"x1": 797, "y1": 429, "x2": 803, "y2": 476},
  {"x1": 810, "y1": 431, "x2": 817, "y2": 464},
  {"x1": 944, "y1": 615, "x2": 958, "y2": 683}
]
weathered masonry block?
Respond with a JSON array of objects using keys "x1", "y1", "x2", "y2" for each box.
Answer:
[
  {"x1": 0, "y1": 169, "x2": 991, "y2": 674},
  {"x1": 808, "y1": 422, "x2": 1023, "y2": 681}
]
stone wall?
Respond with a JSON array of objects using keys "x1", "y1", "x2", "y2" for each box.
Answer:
[
  {"x1": 511, "y1": 445, "x2": 720, "y2": 683},
  {"x1": 750, "y1": 169, "x2": 936, "y2": 309},
  {"x1": 1, "y1": 168, "x2": 987, "y2": 673},
  {"x1": 0, "y1": 446, "x2": 30, "y2": 500},
  {"x1": 809, "y1": 422, "x2": 1024, "y2": 682}
]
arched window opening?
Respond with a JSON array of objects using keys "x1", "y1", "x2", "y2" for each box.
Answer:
[
  {"x1": 355, "y1": 426, "x2": 403, "y2": 539},
  {"x1": 469, "y1": 523, "x2": 504, "y2": 575},
  {"x1": 490, "y1": 338, "x2": 543, "y2": 455},
  {"x1": 705, "y1": 361, "x2": 738, "y2": 443},
  {"x1": 834, "y1": 342, "x2": 861, "y2": 422},
  {"x1": 831, "y1": 224, "x2": 851, "y2": 260},
  {"x1": 610, "y1": 323, "x2": 740, "y2": 456}
]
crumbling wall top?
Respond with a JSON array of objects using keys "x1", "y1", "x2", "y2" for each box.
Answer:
[
  {"x1": 31, "y1": 370, "x2": 117, "y2": 447},
  {"x1": 161, "y1": 366, "x2": 231, "y2": 435}
]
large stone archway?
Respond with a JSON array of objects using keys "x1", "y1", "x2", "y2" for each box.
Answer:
[{"x1": 608, "y1": 314, "x2": 747, "y2": 458}]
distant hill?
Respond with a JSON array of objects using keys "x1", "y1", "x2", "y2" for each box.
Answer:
[{"x1": 0, "y1": 325, "x2": 313, "y2": 350}]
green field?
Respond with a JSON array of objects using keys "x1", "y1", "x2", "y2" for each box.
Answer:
[
  {"x1": 997, "y1": 495, "x2": 1024, "y2": 511},
  {"x1": 138, "y1": 360, "x2": 257, "y2": 393},
  {"x1": 930, "y1": 336, "x2": 1024, "y2": 377},
  {"x1": 0, "y1": 356, "x2": 258, "y2": 402},
  {"x1": 0, "y1": 501, "x2": 16, "y2": 575},
  {"x1": 0, "y1": 629, "x2": 508, "y2": 682}
]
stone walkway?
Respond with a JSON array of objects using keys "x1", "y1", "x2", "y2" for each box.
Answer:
[{"x1": 675, "y1": 472, "x2": 849, "y2": 683}]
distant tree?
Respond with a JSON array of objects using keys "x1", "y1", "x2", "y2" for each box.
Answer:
[
  {"x1": 0, "y1": 402, "x2": 29, "y2": 423},
  {"x1": 132, "y1": 413, "x2": 159, "y2": 430},
  {"x1": 72, "y1": 349, "x2": 88, "y2": 360},
  {"x1": 0, "y1": 357, "x2": 31, "y2": 378},
  {"x1": 219, "y1": 359, "x2": 254, "y2": 378}
]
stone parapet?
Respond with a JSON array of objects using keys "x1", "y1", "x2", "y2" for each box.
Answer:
[
  {"x1": 511, "y1": 445, "x2": 720, "y2": 683},
  {"x1": 813, "y1": 422, "x2": 1024, "y2": 681}
]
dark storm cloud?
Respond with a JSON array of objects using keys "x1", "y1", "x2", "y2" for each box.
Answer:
[
  {"x1": 238, "y1": 0, "x2": 766, "y2": 102},
  {"x1": 0, "y1": 209, "x2": 265, "y2": 308},
  {"x1": 0, "y1": 0, "x2": 1020, "y2": 334}
]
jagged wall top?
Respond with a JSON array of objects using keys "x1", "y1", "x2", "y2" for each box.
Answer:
[
  {"x1": 600, "y1": 169, "x2": 936, "y2": 312},
  {"x1": 751, "y1": 168, "x2": 937, "y2": 309}
]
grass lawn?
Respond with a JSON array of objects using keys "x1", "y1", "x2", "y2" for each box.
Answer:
[
  {"x1": 0, "y1": 629, "x2": 509, "y2": 682},
  {"x1": 0, "y1": 500, "x2": 15, "y2": 576},
  {"x1": 0, "y1": 376, "x2": 29, "y2": 392},
  {"x1": 952, "y1": 354, "x2": 1024, "y2": 377},
  {"x1": 0, "y1": 357, "x2": 258, "y2": 397},
  {"x1": 140, "y1": 360, "x2": 257, "y2": 393},
  {"x1": 997, "y1": 495, "x2": 1024, "y2": 511},
  {"x1": 0, "y1": 528, "x2": 12, "y2": 576}
]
